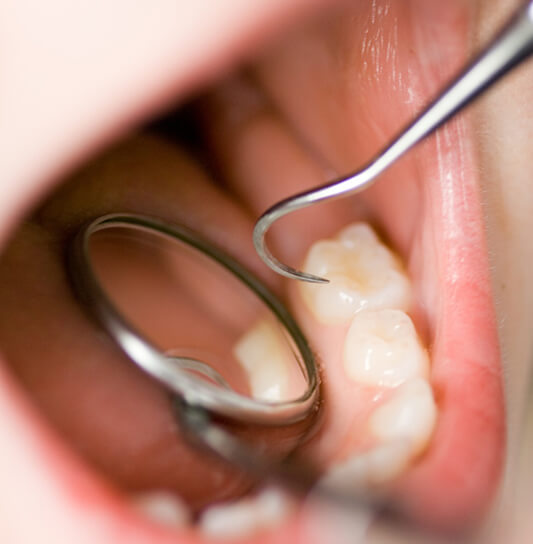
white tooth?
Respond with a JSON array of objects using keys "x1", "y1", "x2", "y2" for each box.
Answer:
[
  {"x1": 320, "y1": 441, "x2": 412, "y2": 491},
  {"x1": 234, "y1": 319, "x2": 292, "y2": 401},
  {"x1": 300, "y1": 223, "x2": 412, "y2": 324},
  {"x1": 343, "y1": 309, "x2": 429, "y2": 388},
  {"x1": 199, "y1": 488, "x2": 292, "y2": 539},
  {"x1": 199, "y1": 502, "x2": 257, "y2": 540},
  {"x1": 369, "y1": 379, "x2": 437, "y2": 456},
  {"x1": 254, "y1": 487, "x2": 294, "y2": 525},
  {"x1": 130, "y1": 491, "x2": 190, "y2": 527},
  {"x1": 301, "y1": 495, "x2": 374, "y2": 544}
]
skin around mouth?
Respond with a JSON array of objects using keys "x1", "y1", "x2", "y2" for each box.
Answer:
[{"x1": 0, "y1": 0, "x2": 510, "y2": 542}]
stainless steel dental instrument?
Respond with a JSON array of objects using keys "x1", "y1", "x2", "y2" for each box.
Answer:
[
  {"x1": 68, "y1": 213, "x2": 319, "y2": 426},
  {"x1": 254, "y1": 0, "x2": 533, "y2": 283}
]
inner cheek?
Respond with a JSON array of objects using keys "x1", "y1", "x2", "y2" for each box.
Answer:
[{"x1": 253, "y1": 0, "x2": 471, "y2": 264}]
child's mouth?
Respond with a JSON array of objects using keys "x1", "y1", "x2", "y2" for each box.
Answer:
[{"x1": 0, "y1": 0, "x2": 507, "y2": 542}]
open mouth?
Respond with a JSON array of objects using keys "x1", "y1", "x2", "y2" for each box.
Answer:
[{"x1": 0, "y1": 0, "x2": 507, "y2": 542}]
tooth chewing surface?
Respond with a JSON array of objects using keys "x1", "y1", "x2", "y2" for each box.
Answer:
[
  {"x1": 300, "y1": 223, "x2": 412, "y2": 324},
  {"x1": 321, "y1": 440, "x2": 413, "y2": 490},
  {"x1": 130, "y1": 491, "x2": 191, "y2": 528},
  {"x1": 233, "y1": 319, "x2": 292, "y2": 401},
  {"x1": 369, "y1": 379, "x2": 437, "y2": 456},
  {"x1": 199, "y1": 488, "x2": 292, "y2": 539},
  {"x1": 343, "y1": 309, "x2": 429, "y2": 388}
]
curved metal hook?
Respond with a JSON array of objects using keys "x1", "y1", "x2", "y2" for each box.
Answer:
[
  {"x1": 253, "y1": 169, "x2": 378, "y2": 284},
  {"x1": 254, "y1": 1, "x2": 533, "y2": 283}
]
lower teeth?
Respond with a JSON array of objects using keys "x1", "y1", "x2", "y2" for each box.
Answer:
[
  {"x1": 131, "y1": 485, "x2": 294, "y2": 538},
  {"x1": 198, "y1": 487, "x2": 294, "y2": 539},
  {"x1": 299, "y1": 223, "x2": 413, "y2": 324},
  {"x1": 131, "y1": 490, "x2": 191, "y2": 528},
  {"x1": 321, "y1": 440, "x2": 413, "y2": 491},
  {"x1": 134, "y1": 221, "x2": 438, "y2": 537},
  {"x1": 343, "y1": 308, "x2": 429, "y2": 388},
  {"x1": 369, "y1": 379, "x2": 437, "y2": 457},
  {"x1": 294, "y1": 221, "x2": 438, "y2": 482}
]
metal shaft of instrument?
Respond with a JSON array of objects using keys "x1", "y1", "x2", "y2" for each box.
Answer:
[{"x1": 254, "y1": 1, "x2": 533, "y2": 283}]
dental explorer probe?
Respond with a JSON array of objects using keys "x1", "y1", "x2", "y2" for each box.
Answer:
[{"x1": 254, "y1": 0, "x2": 533, "y2": 283}]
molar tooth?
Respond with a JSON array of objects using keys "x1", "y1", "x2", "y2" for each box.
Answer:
[
  {"x1": 343, "y1": 309, "x2": 429, "y2": 387},
  {"x1": 300, "y1": 223, "x2": 411, "y2": 324},
  {"x1": 369, "y1": 379, "x2": 437, "y2": 456},
  {"x1": 199, "y1": 488, "x2": 292, "y2": 539},
  {"x1": 234, "y1": 319, "x2": 292, "y2": 401},
  {"x1": 130, "y1": 491, "x2": 191, "y2": 527},
  {"x1": 301, "y1": 496, "x2": 374, "y2": 544},
  {"x1": 321, "y1": 441, "x2": 412, "y2": 491}
]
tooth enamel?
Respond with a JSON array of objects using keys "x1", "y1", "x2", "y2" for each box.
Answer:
[
  {"x1": 321, "y1": 441, "x2": 412, "y2": 491},
  {"x1": 199, "y1": 488, "x2": 292, "y2": 539},
  {"x1": 234, "y1": 319, "x2": 292, "y2": 401},
  {"x1": 130, "y1": 491, "x2": 191, "y2": 527},
  {"x1": 300, "y1": 223, "x2": 412, "y2": 324},
  {"x1": 369, "y1": 379, "x2": 437, "y2": 456},
  {"x1": 301, "y1": 496, "x2": 374, "y2": 544},
  {"x1": 343, "y1": 309, "x2": 429, "y2": 387}
]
